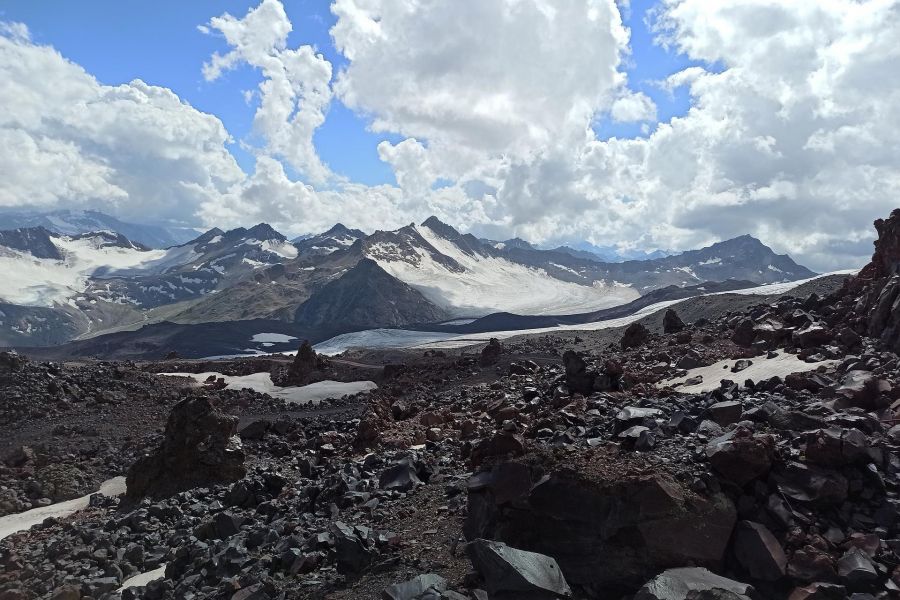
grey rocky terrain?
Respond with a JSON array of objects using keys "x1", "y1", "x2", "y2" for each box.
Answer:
[{"x1": 0, "y1": 210, "x2": 898, "y2": 599}]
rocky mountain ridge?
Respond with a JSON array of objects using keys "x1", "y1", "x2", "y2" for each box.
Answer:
[{"x1": 0, "y1": 216, "x2": 817, "y2": 354}]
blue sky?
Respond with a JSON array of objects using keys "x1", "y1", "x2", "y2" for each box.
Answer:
[{"x1": 1, "y1": 0, "x2": 697, "y2": 186}]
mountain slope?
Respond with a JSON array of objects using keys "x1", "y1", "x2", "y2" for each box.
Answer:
[
  {"x1": 0, "y1": 208, "x2": 199, "y2": 248},
  {"x1": 294, "y1": 258, "x2": 450, "y2": 335},
  {"x1": 359, "y1": 217, "x2": 814, "y2": 317},
  {"x1": 364, "y1": 220, "x2": 641, "y2": 316}
]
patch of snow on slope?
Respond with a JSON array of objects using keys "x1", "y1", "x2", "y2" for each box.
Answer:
[
  {"x1": 161, "y1": 372, "x2": 376, "y2": 404},
  {"x1": 370, "y1": 226, "x2": 640, "y2": 316},
  {"x1": 549, "y1": 263, "x2": 582, "y2": 277},
  {"x1": 698, "y1": 257, "x2": 722, "y2": 265},
  {"x1": 0, "y1": 236, "x2": 172, "y2": 306},
  {"x1": 251, "y1": 333, "x2": 297, "y2": 344},
  {"x1": 259, "y1": 239, "x2": 298, "y2": 259}
]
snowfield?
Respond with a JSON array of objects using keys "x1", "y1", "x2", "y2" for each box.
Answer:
[
  {"x1": 313, "y1": 271, "x2": 855, "y2": 355},
  {"x1": 0, "y1": 235, "x2": 171, "y2": 306},
  {"x1": 161, "y1": 372, "x2": 377, "y2": 404},
  {"x1": 370, "y1": 225, "x2": 640, "y2": 316},
  {"x1": 0, "y1": 477, "x2": 126, "y2": 541}
]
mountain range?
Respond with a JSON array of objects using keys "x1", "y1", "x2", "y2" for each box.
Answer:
[
  {"x1": 0, "y1": 208, "x2": 200, "y2": 248},
  {"x1": 0, "y1": 210, "x2": 816, "y2": 356}
]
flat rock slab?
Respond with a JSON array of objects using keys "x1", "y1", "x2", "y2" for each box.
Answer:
[{"x1": 663, "y1": 353, "x2": 836, "y2": 394}]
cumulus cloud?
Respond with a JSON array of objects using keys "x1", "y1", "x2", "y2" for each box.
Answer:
[
  {"x1": 3, "y1": 0, "x2": 899, "y2": 272},
  {"x1": 331, "y1": 0, "x2": 632, "y2": 179},
  {"x1": 326, "y1": 0, "x2": 900, "y2": 270},
  {"x1": 202, "y1": 0, "x2": 334, "y2": 184},
  {"x1": 0, "y1": 23, "x2": 244, "y2": 225},
  {"x1": 610, "y1": 91, "x2": 658, "y2": 122}
]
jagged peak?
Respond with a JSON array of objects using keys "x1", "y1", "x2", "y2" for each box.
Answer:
[
  {"x1": 322, "y1": 223, "x2": 365, "y2": 238},
  {"x1": 420, "y1": 215, "x2": 462, "y2": 239},
  {"x1": 245, "y1": 223, "x2": 285, "y2": 241},
  {"x1": 502, "y1": 237, "x2": 534, "y2": 250},
  {"x1": 189, "y1": 228, "x2": 225, "y2": 245}
]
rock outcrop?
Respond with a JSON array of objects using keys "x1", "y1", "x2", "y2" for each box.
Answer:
[
  {"x1": 126, "y1": 396, "x2": 245, "y2": 499},
  {"x1": 833, "y1": 208, "x2": 900, "y2": 351},
  {"x1": 465, "y1": 459, "x2": 736, "y2": 594}
]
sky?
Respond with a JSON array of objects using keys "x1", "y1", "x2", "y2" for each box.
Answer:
[{"x1": 1, "y1": 0, "x2": 899, "y2": 271}]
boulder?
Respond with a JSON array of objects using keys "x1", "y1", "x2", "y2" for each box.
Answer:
[
  {"x1": 467, "y1": 539, "x2": 571, "y2": 599},
  {"x1": 836, "y1": 371, "x2": 891, "y2": 409},
  {"x1": 126, "y1": 396, "x2": 246, "y2": 499},
  {"x1": 470, "y1": 433, "x2": 525, "y2": 468},
  {"x1": 465, "y1": 462, "x2": 736, "y2": 592},
  {"x1": 792, "y1": 324, "x2": 833, "y2": 348},
  {"x1": 330, "y1": 521, "x2": 373, "y2": 575},
  {"x1": 664, "y1": 309, "x2": 686, "y2": 334},
  {"x1": 480, "y1": 338, "x2": 503, "y2": 366},
  {"x1": 730, "y1": 360, "x2": 752, "y2": 373},
  {"x1": 705, "y1": 428, "x2": 775, "y2": 486},
  {"x1": 382, "y1": 574, "x2": 448, "y2": 600},
  {"x1": 837, "y1": 548, "x2": 877, "y2": 586},
  {"x1": 285, "y1": 340, "x2": 321, "y2": 385},
  {"x1": 707, "y1": 401, "x2": 743, "y2": 426},
  {"x1": 732, "y1": 521, "x2": 787, "y2": 581},
  {"x1": 804, "y1": 428, "x2": 868, "y2": 466},
  {"x1": 379, "y1": 461, "x2": 422, "y2": 493},
  {"x1": 732, "y1": 319, "x2": 756, "y2": 347},
  {"x1": 0, "y1": 351, "x2": 26, "y2": 372},
  {"x1": 562, "y1": 350, "x2": 593, "y2": 395},
  {"x1": 634, "y1": 568, "x2": 754, "y2": 600},
  {"x1": 239, "y1": 419, "x2": 271, "y2": 441},
  {"x1": 621, "y1": 323, "x2": 650, "y2": 350},
  {"x1": 773, "y1": 462, "x2": 848, "y2": 505}
]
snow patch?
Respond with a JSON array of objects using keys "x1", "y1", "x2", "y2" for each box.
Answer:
[
  {"x1": 251, "y1": 333, "x2": 297, "y2": 344},
  {"x1": 161, "y1": 372, "x2": 376, "y2": 404},
  {"x1": 0, "y1": 477, "x2": 126, "y2": 541},
  {"x1": 369, "y1": 225, "x2": 639, "y2": 316}
]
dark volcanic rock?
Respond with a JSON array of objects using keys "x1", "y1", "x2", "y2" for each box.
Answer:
[
  {"x1": 285, "y1": 340, "x2": 320, "y2": 385},
  {"x1": 465, "y1": 461, "x2": 736, "y2": 592},
  {"x1": 467, "y1": 538, "x2": 571, "y2": 599},
  {"x1": 621, "y1": 322, "x2": 650, "y2": 350},
  {"x1": 705, "y1": 427, "x2": 775, "y2": 486},
  {"x1": 835, "y1": 209, "x2": 900, "y2": 352},
  {"x1": 382, "y1": 574, "x2": 449, "y2": 600},
  {"x1": 663, "y1": 309, "x2": 686, "y2": 334},
  {"x1": 635, "y1": 567, "x2": 754, "y2": 600},
  {"x1": 732, "y1": 521, "x2": 787, "y2": 581},
  {"x1": 480, "y1": 338, "x2": 504, "y2": 366},
  {"x1": 126, "y1": 396, "x2": 245, "y2": 499},
  {"x1": 732, "y1": 319, "x2": 756, "y2": 347}
]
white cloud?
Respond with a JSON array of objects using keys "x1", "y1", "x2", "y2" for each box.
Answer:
[
  {"x1": 610, "y1": 90, "x2": 658, "y2": 122},
  {"x1": 331, "y1": 0, "x2": 632, "y2": 179},
  {"x1": 326, "y1": 0, "x2": 900, "y2": 271},
  {"x1": 3, "y1": 0, "x2": 899, "y2": 273},
  {"x1": 0, "y1": 23, "x2": 244, "y2": 226},
  {"x1": 202, "y1": 0, "x2": 334, "y2": 184}
]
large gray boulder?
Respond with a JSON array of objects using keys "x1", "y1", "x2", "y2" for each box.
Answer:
[
  {"x1": 634, "y1": 568, "x2": 754, "y2": 600},
  {"x1": 382, "y1": 574, "x2": 448, "y2": 600},
  {"x1": 467, "y1": 539, "x2": 571, "y2": 599}
]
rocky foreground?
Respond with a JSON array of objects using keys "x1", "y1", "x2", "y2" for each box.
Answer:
[{"x1": 3, "y1": 211, "x2": 900, "y2": 599}]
